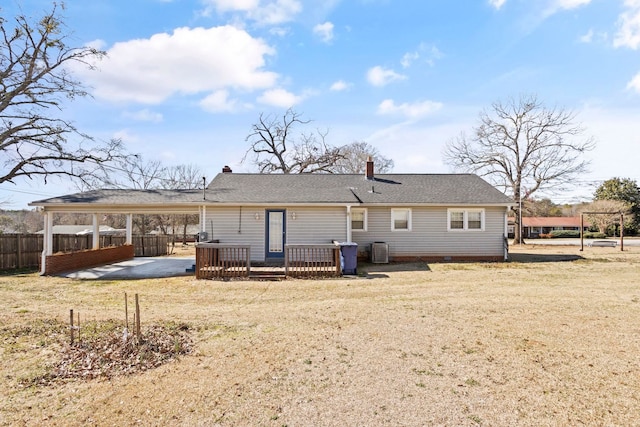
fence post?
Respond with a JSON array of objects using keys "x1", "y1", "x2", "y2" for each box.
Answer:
[{"x1": 16, "y1": 234, "x2": 22, "y2": 269}]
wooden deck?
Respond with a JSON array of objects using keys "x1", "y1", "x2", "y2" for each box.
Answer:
[{"x1": 195, "y1": 243, "x2": 342, "y2": 280}]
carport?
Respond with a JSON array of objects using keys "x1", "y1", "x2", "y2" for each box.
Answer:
[{"x1": 29, "y1": 189, "x2": 205, "y2": 276}]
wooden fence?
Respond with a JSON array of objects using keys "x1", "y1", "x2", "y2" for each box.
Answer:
[{"x1": 0, "y1": 234, "x2": 171, "y2": 271}]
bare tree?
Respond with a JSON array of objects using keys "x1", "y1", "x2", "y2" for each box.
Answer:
[
  {"x1": 523, "y1": 198, "x2": 563, "y2": 217},
  {"x1": 0, "y1": 4, "x2": 128, "y2": 186},
  {"x1": 332, "y1": 141, "x2": 394, "y2": 174},
  {"x1": 162, "y1": 164, "x2": 204, "y2": 190},
  {"x1": 161, "y1": 164, "x2": 203, "y2": 245},
  {"x1": 83, "y1": 155, "x2": 166, "y2": 191},
  {"x1": 443, "y1": 94, "x2": 595, "y2": 244},
  {"x1": 243, "y1": 109, "x2": 344, "y2": 174},
  {"x1": 581, "y1": 200, "x2": 631, "y2": 235}
]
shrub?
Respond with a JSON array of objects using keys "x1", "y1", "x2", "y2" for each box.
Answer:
[
  {"x1": 584, "y1": 231, "x2": 607, "y2": 239},
  {"x1": 549, "y1": 230, "x2": 580, "y2": 238}
]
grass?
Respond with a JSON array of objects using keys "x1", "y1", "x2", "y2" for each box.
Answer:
[{"x1": 1, "y1": 245, "x2": 640, "y2": 426}]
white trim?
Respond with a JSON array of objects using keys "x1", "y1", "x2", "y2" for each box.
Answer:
[
  {"x1": 447, "y1": 208, "x2": 485, "y2": 232},
  {"x1": 391, "y1": 208, "x2": 412, "y2": 231}
]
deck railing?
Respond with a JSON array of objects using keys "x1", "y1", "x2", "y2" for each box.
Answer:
[
  {"x1": 285, "y1": 244, "x2": 341, "y2": 278},
  {"x1": 195, "y1": 243, "x2": 251, "y2": 279}
]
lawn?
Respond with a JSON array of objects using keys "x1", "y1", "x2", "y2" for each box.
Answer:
[{"x1": 1, "y1": 245, "x2": 639, "y2": 426}]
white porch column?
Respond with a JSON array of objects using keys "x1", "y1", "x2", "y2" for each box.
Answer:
[
  {"x1": 40, "y1": 211, "x2": 53, "y2": 275},
  {"x1": 346, "y1": 205, "x2": 352, "y2": 243},
  {"x1": 125, "y1": 214, "x2": 133, "y2": 245},
  {"x1": 92, "y1": 213, "x2": 100, "y2": 250}
]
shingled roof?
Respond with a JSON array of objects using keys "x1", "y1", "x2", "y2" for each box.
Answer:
[
  {"x1": 29, "y1": 173, "x2": 514, "y2": 207},
  {"x1": 205, "y1": 173, "x2": 514, "y2": 205},
  {"x1": 30, "y1": 189, "x2": 204, "y2": 206}
]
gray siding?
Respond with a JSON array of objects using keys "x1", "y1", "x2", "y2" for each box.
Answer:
[
  {"x1": 285, "y1": 207, "x2": 347, "y2": 245},
  {"x1": 205, "y1": 205, "x2": 507, "y2": 262},
  {"x1": 204, "y1": 207, "x2": 265, "y2": 262},
  {"x1": 205, "y1": 206, "x2": 347, "y2": 262},
  {"x1": 352, "y1": 206, "x2": 507, "y2": 259}
]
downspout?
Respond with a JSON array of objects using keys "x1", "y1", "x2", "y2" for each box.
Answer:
[
  {"x1": 346, "y1": 205, "x2": 352, "y2": 243},
  {"x1": 200, "y1": 205, "x2": 207, "y2": 233},
  {"x1": 504, "y1": 207, "x2": 509, "y2": 261}
]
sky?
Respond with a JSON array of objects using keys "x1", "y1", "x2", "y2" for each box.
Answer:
[{"x1": 2, "y1": 0, "x2": 640, "y2": 209}]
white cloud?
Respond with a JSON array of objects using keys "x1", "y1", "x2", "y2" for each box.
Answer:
[
  {"x1": 401, "y1": 51, "x2": 419, "y2": 68},
  {"x1": 401, "y1": 43, "x2": 443, "y2": 68},
  {"x1": 553, "y1": 0, "x2": 591, "y2": 9},
  {"x1": 75, "y1": 26, "x2": 278, "y2": 105},
  {"x1": 269, "y1": 27, "x2": 290, "y2": 37},
  {"x1": 330, "y1": 80, "x2": 350, "y2": 91},
  {"x1": 366, "y1": 66, "x2": 406, "y2": 87},
  {"x1": 377, "y1": 99, "x2": 443, "y2": 119},
  {"x1": 489, "y1": 0, "x2": 507, "y2": 10},
  {"x1": 579, "y1": 28, "x2": 594, "y2": 43},
  {"x1": 542, "y1": 0, "x2": 591, "y2": 19},
  {"x1": 123, "y1": 109, "x2": 163, "y2": 123},
  {"x1": 614, "y1": 1, "x2": 640, "y2": 49},
  {"x1": 203, "y1": 0, "x2": 302, "y2": 25},
  {"x1": 113, "y1": 129, "x2": 140, "y2": 144},
  {"x1": 627, "y1": 71, "x2": 640, "y2": 93},
  {"x1": 313, "y1": 21, "x2": 334, "y2": 43},
  {"x1": 257, "y1": 88, "x2": 302, "y2": 107},
  {"x1": 200, "y1": 90, "x2": 249, "y2": 113},
  {"x1": 207, "y1": 0, "x2": 259, "y2": 12}
]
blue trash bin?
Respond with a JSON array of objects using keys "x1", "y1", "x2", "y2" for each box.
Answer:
[{"x1": 340, "y1": 242, "x2": 358, "y2": 275}]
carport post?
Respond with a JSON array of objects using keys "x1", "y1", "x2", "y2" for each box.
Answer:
[
  {"x1": 126, "y1": 214, "x2": 133, "y2": 245},
  {"x1": 92, "y1": 214, "x2": 100, "y2": 250},
  {"x1": 40, "y1": 211, "x2": 53, "y2": 275}
]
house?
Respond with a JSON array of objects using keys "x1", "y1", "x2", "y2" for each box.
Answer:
[
  {"x1": 508, "y1": 217, "x2": 590, "y2": 238},
  {"x1": 29, "y1": 159, "x2": 514, "y2": 275}
]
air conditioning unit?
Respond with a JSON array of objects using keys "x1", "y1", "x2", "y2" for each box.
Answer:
[{"x1": 370, "y1": 242, "x2": 389, "y2": 264}]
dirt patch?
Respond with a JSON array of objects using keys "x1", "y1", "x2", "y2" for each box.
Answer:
[{"x1": 4, "y1": 320, "x2": 192, "y2": 388}]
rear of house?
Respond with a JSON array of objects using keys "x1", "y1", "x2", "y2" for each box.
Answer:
[{"x1": 201, "y1": 164, "x2": 514, "y2": 263}]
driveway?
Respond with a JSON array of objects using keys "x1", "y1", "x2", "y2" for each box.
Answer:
[
  {"x1": 517, "y1": 238, "x2": 640, "y2": 246},
  {"x1": 62, "y1": 256, "x2": 196, "y2": 280}
]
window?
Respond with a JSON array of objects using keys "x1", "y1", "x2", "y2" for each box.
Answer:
[
  {"x1": 468, "y1": 211, "x2": 482, "y2": 230},
  {"x1": 450, "y1": 211, "x2": 464, "y2": 229},
  {"x1": 391, "y1": 208, "x2": 411, "y2": 231},
  {"x1": 351, "y1": 208, "x2": 367, "y2": 231},
  {"x1": 448, "y1": 209, "x2": 484, "y2": 231}
]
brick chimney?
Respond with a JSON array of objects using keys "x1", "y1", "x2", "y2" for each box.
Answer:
[
  {"x1": 222, "y1": 165, "x2": 232, "y2": 173},
  {"x1": 365, "y1": 156, "x2": 374, "y2": 180}
]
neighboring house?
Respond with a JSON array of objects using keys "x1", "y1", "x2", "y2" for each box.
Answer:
[
  {"x1": 508, "y1": 216, "x2": 591, "y2": 238},
  {"x1": 36, "y1": 225, "x2": 119, "y2": 235},
  {"x1": 150, "y1": 224, "x2": 201, "y2": 242},
  {"x1": 30, "y1": 160, "x2": 515, "y2": 272}
]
